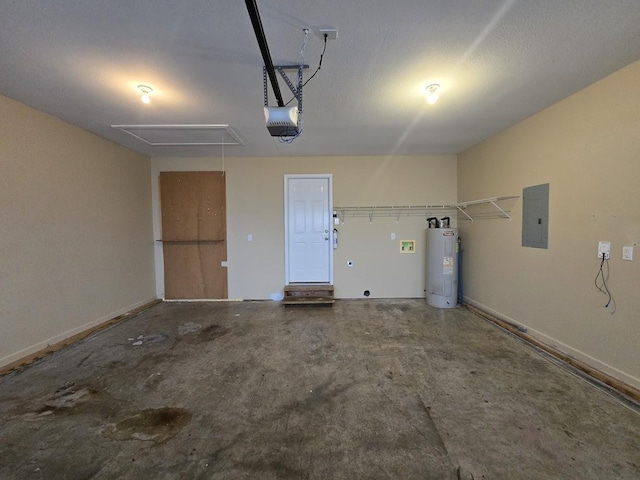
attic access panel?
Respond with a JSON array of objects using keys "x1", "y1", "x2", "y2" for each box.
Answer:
[
  {"x1": 522, "y1": 183, "x2": 549, "y2": 249},
  {"x1": 111, "y1": 125, "x2": 243, "y2": 146}
]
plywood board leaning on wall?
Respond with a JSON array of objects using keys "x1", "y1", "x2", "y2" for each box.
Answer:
[{"x1": 160, "y1": 172, "x2": 227, "y2": 299}]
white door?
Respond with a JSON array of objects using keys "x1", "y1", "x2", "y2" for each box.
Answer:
[{"x1": 285, "y1": 175, "x2": 332, "y2": 284}]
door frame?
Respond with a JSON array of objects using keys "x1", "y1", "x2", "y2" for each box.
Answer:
[{"x1": 284, "y1": 174, "x2": 333, "y2": 285}]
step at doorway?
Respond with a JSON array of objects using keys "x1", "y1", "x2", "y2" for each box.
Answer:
[{"x1": 282, "y1": 284, "x2": 335, "y2": 307}]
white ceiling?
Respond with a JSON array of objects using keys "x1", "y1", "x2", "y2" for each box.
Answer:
[{"x1": 2, "y1": 1, "x2": 640, "y2": 158}]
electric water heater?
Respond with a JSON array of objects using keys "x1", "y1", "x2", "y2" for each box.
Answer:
[{"x1": 426, "y1": 228, "x2": 458, "y2": 308}]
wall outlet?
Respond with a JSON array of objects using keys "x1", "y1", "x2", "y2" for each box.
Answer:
[
  {"x1": 390, "y1": 233, "x2": 396, "y2": 240},
  {"x1": 247, "y1": 234, "x2": 253, "y2": 242},
  {"x1": 319, "y1": 27, "x2": 338, "y2": 39},
  {"x1": 622, "y1": 246, "x2": 633, "y2": 261},
  {"x1": 597, "y1": 241, "x2": 611, "y2": 259}
]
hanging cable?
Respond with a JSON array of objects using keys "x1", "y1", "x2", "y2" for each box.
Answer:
[
  {"x1": 279, "y1": 29, "x2": 309, "y2": 143},
  {"x1": 285, "y1": 33, "x2": 327, "y2": 107},
  {"x1": 594, "y1": 253, "x2": 616, "y2": 313},
  {"x1": 302, "y1": 33, "x2": 327, "y2": 87}
]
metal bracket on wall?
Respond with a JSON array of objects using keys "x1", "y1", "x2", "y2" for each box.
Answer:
[{"x1": 456, "y1": 196, "x2": 520, "y2": 221}]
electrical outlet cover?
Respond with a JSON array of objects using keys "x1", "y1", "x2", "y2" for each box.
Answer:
[
  {"x1": 597, "y1": 241, "x2": 611, "y2": 259},
  {"x1": 319, "y1": 27, "x2": 338, "y2": 39},
  {"x1": 622, "y1": 246, "x2": 633, "y2": 261}
]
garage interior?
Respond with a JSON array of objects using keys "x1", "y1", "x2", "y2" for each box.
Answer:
[{"x1": 1, "y1": 1, "x2": 640, "y2": 478}]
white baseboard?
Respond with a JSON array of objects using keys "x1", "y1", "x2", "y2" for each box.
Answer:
[
  {"x1": 0, "y1": 296, "x2": 159, "y2": 369},
  {"x1": 163, "y1": 298, "x2": 243, "y2": 302},
  {"x1": 464, "y1": 296, "x2": 640, "y2": 391}
]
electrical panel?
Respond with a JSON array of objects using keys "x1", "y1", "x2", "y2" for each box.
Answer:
[{"x1": 522, "y1": 183, "x2": 549, "y2": 249}]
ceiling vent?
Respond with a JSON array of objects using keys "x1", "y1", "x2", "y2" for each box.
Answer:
[{"x1": 111, "y1": 124, "x2": 243, "y2": 146}]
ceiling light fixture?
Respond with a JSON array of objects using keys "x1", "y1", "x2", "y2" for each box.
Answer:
[
  {"x1": 137, "y1": 85, "x2": 153, "y2": 104},
  {"x1": 425, "y1": 83, "x2": 440, "y2": 104}
]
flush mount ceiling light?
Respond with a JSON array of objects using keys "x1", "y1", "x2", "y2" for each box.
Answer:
[
  {"x1": 425, "y1": 83, "x2": 440, "y2": 104},
  {"x1": 137, "y1": 85, "x2": 153, "y2": 104}
]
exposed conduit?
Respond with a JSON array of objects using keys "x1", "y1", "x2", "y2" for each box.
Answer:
[{"x1": 245, "y1": 0, "x2": 284, "y2": 107}]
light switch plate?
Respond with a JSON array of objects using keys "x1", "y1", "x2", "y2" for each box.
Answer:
[
  {"x1": 597, "y1": 241, "x2": 611, "y2": 259},
  {"x1": 390, "y1": 233, "x2": 396, "y2": 240},
  {"x1": 622, "y1": 246, "x2": 633, "y2": 261}
]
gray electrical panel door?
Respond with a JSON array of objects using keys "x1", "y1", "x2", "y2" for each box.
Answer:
[{"x1": 522, "y1": 183, "x2": 549, "y2": 249}]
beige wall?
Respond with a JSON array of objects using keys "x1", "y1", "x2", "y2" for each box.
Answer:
[
  {"x1": 151, "y1": 155, "x2": 457, "y2": 299},
  {"x1": 457, "y1": 60, "x2": 640, "y2": 389},
  {"x1": 0, "y1": 95, "x2": 156, "y2": 367}
]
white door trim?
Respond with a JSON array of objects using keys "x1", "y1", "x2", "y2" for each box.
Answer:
[{"x1": 284, "y1": 174, "x2": 333, "y2": 285}]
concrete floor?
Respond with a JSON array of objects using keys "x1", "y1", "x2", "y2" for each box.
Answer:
[{"x1": 1, "y1": 300, "x2": 639, "y2": 480}]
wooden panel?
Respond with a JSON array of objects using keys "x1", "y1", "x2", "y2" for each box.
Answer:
[
  {"x1": 160, "y1": 171, "x2": 227, "y2": 299},
  {"x1": 163, "y1": 243, "x2": 227, "y2": 299},
  {"x1": 160, "y1": 171, "x2": 226, "y2": 241}
]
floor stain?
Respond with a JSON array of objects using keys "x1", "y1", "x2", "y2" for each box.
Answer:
[
  {"x1": 105, "y1": 407, "x2": 192, "y2": 444},
  {"x1": 281, "y1": 380, "x2": 353, "y2": 415},
  {"x1": 43, "y1": 388, "x2": 91, "y2": 410},
  {"x1": 130, "y1": 333, "x2": 168, "y2": 346},
  {"x1": 198, "y1": 325, "x2": 230, "y2": 342},
  {"x1": 238, "y1": 457, "x2": 308, "y2": 479},
  {"x1": 375, "y1": 303, "x2": 412, "y2": 313},
  {"x1": 134, "y1": 352, "x2": 176, "y2": 370},
  {"x1": 29, "y1": 383, "x2": 128, "y2": 422},
  {"x1": 76, "y1": 353, "x2": 93, "y2": 368},
  {"x1": 178, "y1": 322, "x2": 202, "y2": 336},
  {"x1": 36, "y1": 382, "x2": 93, "y2": 413}
]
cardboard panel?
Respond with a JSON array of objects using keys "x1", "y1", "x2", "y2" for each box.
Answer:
[
  {"x1": 163, "y1": 242, "x2": 227, "y2": 299},
  {"x1": 160, "y1": 171, "x2": 226, "y2": 241}
]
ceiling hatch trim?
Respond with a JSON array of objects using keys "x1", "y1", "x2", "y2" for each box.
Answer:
[{"x1": 110, "y1": 124, "x2": 244, "y2": 146}]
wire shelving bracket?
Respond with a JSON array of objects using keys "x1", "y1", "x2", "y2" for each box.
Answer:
[{"x1": 334, "y1": 196, "x2": 519, "y2": 223}]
